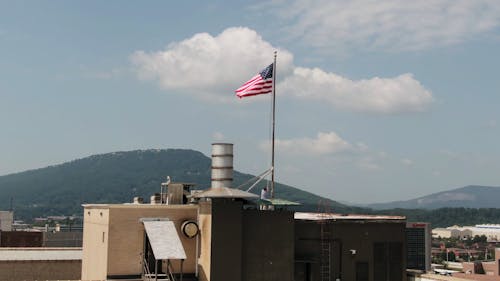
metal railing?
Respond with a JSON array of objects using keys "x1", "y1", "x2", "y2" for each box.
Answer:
[
  {"x1": 142, "y1": 257, "x2": 176, "y2": 281},
  {"x1": 166, "y1": 260, "x2": 176, "y2": 281}
]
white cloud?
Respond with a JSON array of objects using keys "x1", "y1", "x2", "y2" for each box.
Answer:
[
  {"x1": 262, "y1": 131, "x2": 354, "y2": 156},
  {"x1": 279, "y1": 67, "x2": 433, "y2": 114},
  {"x1": 131, "y1": 27, "x2": 293, "y2": 102},
  {"x1": 266, "y1": 0, "x2": 500, "y2": 52},
  {"x1": 212, "y1": 132, "x2": 225, "y2": 141},
  {"x1": 401, "y1": 158, "x2": 414, "y2": 166},
  {"x1": 131, "y1": 27, "x2": 433, "y2": 113}
]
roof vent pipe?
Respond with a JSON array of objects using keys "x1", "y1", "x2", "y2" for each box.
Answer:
[{"x1": 211, "y1": 143, "x2": 233, "y2": 188}]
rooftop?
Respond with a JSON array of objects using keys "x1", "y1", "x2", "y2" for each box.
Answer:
[
  {"x1": 192, "y1": 187, "x2": 258, "y2": 199},
  {"x1": 82, "y1": 203, "x2": 198, "y2": 209},
  {"x1": 0, "y1": 248, "x2": 82, "y2": 261},
  {"x1": 452, "y1": 273, "x2": 500, "y2": 281},
  {"x1": 294, "y1": 212, "x2": 406, "y2": 221}
]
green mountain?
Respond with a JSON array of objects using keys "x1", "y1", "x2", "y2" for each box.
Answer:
[
  {"x1": 365, "y1": 185, "x2": 500, "y2": 210},
  {"x1": 0, "y1": 149, "x2": 362, "y2": 220},
  {"x1": 3, "y1": 149, "x2": 499, "y2": 227},
  {"x1": 376, "y1": 208, "x2": 500, "y2": 228}
]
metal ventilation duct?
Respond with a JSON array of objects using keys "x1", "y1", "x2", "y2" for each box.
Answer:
[{"x1": 211, "y1": 143, "x2": 233, "y2": 188}]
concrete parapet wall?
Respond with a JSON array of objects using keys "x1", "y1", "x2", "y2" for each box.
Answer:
[{"x1": 0, "y1": 260, "x2": 81, "y2": 281}]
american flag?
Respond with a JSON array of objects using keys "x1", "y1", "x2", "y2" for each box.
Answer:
[{"x1": 235, "y1": 63, "x2": 273, "y2": 98}]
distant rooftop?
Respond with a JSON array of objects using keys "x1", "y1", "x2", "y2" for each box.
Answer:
[
  {"x1": 475, "y1": 224, "x2": 500, "y2": 229},
  {"x1": 0, "y1": 248, "x2": 81, "y2": 261},
  {"x1": 452, "y1": 273, "x2": 500, "y2": 281},
  {"x1": 295, "y1": 212, "x2": 405, "y2": 221}
]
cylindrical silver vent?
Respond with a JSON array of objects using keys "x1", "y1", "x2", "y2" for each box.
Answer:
[{"x1": 211, "y1": 143, "x2": 233, "y2": 188}]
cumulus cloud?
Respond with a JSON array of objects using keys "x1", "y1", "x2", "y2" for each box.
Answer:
[
  {"x1": 259, "y1": 131, "x2": 394, "y2": 173},
  {"x1": 279, "y1": 67, "x2": 433, "y2": 113},
  {"x1": 131, "y1": 27, "x2": 293, "y2": 102},
  {"x1": 265, "y1": 0, "x2": 500, "y2": 52},
  {"x1": 261, "y1": 131, "x2": 354, "y2": 156},
  {"x1": 131, "y1": 27, "x2": 433, "y2": 113},
  {"x1": 212, "y1": 132, "x2": 225, "y2": 141}
]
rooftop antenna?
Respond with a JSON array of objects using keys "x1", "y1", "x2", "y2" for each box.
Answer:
[
  {"x1": 160, "y1": 176, "x2": 171, "y2": 204},
  {"x1": 9, "y1": 197, "x2": 13, "y2": 212}
]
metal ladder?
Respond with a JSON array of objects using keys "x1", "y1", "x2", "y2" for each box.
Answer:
[
  {"x1": 318, "y1": 199, "x2": 332, "y2": 281},
  {"x1": 320, "y1": 221, "x2": 331, "y2": 281}
]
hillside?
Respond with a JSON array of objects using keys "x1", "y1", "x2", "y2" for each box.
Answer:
[
  {"x1": 0, "y1": 149, "x2": 362, "y2": 220},
  {"x1": 377, "y1": 208, "x2": 500, "y2": 228},
  {"x1": 366, "y1": 185, "x2": 500, "y2": 210}
]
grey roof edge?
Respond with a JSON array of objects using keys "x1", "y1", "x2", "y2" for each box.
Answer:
[{"x1": 192, "y1": 187, "x2": 259, "y2": 199}]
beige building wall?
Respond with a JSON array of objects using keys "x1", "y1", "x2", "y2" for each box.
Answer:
[
  {"x1": 81, "y1": 207, "x2": 109, "y2": 281},
  {"x1": 81, "y1": 204, "x2": 199, "y2": 280}
]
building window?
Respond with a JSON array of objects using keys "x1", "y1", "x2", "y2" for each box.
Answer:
[{"x1": 373, "y1": 242, "x2": 402, "y2": 281}]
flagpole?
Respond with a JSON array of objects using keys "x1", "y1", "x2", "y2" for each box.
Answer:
[{"x1": 271, "y1": 51, "x2": 277, "y2": 199}]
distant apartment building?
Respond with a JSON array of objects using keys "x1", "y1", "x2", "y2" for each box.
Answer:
[
  {"x1": 0, "y1": 211, "x2": 13, "y2": 231},
  {"x1": 406, "y1": 222, "x2": 431, "y2": 272},
  {"x1": 470, "y1": 225, "x2": 500, "y2": 241}
]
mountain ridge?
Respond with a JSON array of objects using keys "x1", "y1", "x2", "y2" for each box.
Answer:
[
  {"x1": 365, "y1": 185, "x2": 500, "y2": 209},
  {"x1": 0, "y1": 148, "x2": 362, "y2": 220},
  {"x1": 2, "y1": 149, "x2": 500, "y2": 225}
]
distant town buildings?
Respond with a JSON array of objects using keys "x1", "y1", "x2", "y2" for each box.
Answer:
[
  {"x1": 0, "y1": 211, "x2": 82, "y2": 281},
  {"x1": 432, "y1": 225, "x2": 500, "y2": 241},
  {"x1": 457, "y1": 248, "x2": 500, "y2": 280}
]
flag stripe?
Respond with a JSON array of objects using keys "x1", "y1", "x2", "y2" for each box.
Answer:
[
  {"x1": 235, "y1": 80, "x2": 272, "y2": 93},
  {"x1": 238, "y1": 88, "x2": 272, "y2": 95},
  {"x1": 236, "y1": 75, "x2": 261, "y2": 90},
  {"x1": 235, "y1": 77, "x2": 271, "y2": 91}
]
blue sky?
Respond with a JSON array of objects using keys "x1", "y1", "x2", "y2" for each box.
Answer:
[{"x1": 1, "y1": 0, "x2": 499, "y2": 203}]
